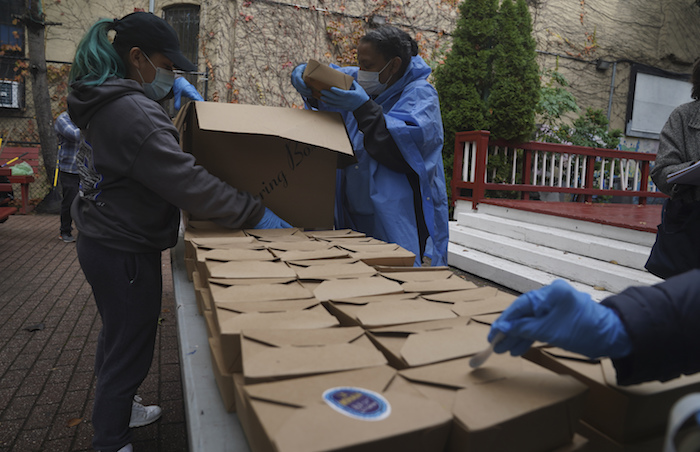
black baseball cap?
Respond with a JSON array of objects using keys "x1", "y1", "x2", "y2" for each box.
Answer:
[{"x1": 112, "y1": 12, "x2": 197, "y2": 72}]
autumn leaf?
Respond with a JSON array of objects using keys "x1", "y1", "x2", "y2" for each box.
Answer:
[{"x1": 67, "y1": 418, "x2": 82, "y2": 427}]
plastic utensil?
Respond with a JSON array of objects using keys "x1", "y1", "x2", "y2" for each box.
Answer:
[{"x1": 469, "y1": 332, "x2": 506, "y2": 369}]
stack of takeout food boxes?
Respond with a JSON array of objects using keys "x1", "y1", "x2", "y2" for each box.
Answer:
[{"x1": 174, "y1": 102, "x2": 595, "y2": 451}]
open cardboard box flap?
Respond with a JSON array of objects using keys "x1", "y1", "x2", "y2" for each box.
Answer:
[
  {"x1": 208, "y1": 260, "x2": 297, "y2": 279},
  {"x1": 198, "y1": 248, "x2": 275, "y2": 262},
  {"x1": 293, "y1": 261, "x2": 377, "y2": 280},
  {"x1": 400, "y1": 354, "x2": 588, "y2": 452},
  {"x1": 241, "y1": 365, "x2": 452, "y2": 452},
  {"x1": 215, "y1": 298, "x2": 320, "y2": 314},
  {"x1": 422, "y1": 286, "x2": 502, "y2": 303},
  {"x1": 380, "y1": 269, "x2": 460, "y2": 283},
  {"x1": 401, "y1": 277, "x2": 479, "y2": 294},
  {"x1": 313, "y1": 276, "x2": 403, "y2": 302},
  {"x1": 303, "y1": 229, "x2": 366, "y2": 239},
  {"x1": 240, "y1": 327, "x2": 387, "y2": 383},
  {"x1": 368, "y1": 318, "x2": 490, "y2": 368},
  {"x1": 264, "y1": 241, "x2": 333, "y2": 252},
  {"x1": 449, "y1": 294, "x2": 517, "y2": 318},
  {"x1": 274, "y1": 248, "x2": 351, "y2": 262},
  {"x1": 189, "y1": 236, "x2": 260, "y2": 249},
  {"x1": 213, "y1": 281, "x2": 314, "y2": 303}
]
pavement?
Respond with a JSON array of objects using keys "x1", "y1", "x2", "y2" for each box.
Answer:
[{"x1": 0, "y1": 213, "x2": 188, "y2": 452}]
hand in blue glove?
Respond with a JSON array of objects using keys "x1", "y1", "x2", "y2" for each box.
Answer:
[
  {"x1": 291, "y1": 64, "x2": 313, "y2": 98},
  {"x1": 489, "y1": 279, "x2": 632, "y2": 359},
  {"x1": 320, "y1": 80, "x2": 370, "y2": 112},
  {"x1": 254, "y1": 207, "x2": 292, "y2": 229},
  {"x1": 173, "y1": 77, "x2": 204, "y2": 110}
]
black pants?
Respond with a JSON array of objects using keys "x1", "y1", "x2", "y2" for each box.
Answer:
[
  {"x1": 77, "y1": 235, "x2": 162, "y2": 452},
  {"x1": 59, "y1": 171, "x2": 79, "y2": 235}
]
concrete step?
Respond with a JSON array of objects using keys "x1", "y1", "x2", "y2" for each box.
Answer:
[
  {"x1": 449, "y1": 222, "x2": 663, "y2": 294},
  {"x1": 455, "y1": 210, "x2": 653, "y2": 271},
  {"x1": 448, "y1": 242, "x2": 615, "y2": 302},
  {"x1": 472, "y1": 202, "x2": 656, "y2": 247}
]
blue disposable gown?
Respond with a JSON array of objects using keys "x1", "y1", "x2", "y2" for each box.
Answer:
[{"x1": 314, "y1": 56, "x2": 449, "y2": 266}]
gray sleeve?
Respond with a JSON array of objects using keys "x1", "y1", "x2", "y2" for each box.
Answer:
[{"x1": 651, "y1": 108, "x2": 695, "y2": 197}]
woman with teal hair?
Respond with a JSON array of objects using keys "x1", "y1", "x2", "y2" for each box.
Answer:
[{"x1": 67, "y1": 12, "x2": 290, "y2": 452}]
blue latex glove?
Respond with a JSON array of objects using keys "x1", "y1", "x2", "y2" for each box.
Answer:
[
  {"x1": 320, "y1": 80, "x2": 370, "y2": 112},
  {"x1": 291, "y1": 64, "x2": 313, "y2": 98},
  {"x1": 489, "y1": 279, "x2": 632, "y2": 359},
  {"x1": 254, "y1": 207, "x2": 292, "y2": 229},
  {"x1": 173, "y1": 77, "x2": 204, "y2": 110}
]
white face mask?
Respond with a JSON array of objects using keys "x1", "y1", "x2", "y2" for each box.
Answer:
[
  {"x1": 357, "y1": 59, "x2": 393, "y2": 96},
  {"x1": 137, "y1": 53, "x2": 175, "y2": 101}
]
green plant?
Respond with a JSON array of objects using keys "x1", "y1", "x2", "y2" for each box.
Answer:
[{"x1": 536, "y1": 68, "x2": 579, "y2": 129}]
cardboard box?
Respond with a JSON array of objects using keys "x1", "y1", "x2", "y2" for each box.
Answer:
[
  {"x1": 324, "y1": 293, "x2": 459, "y2": 328},
  {"x1": 526, "y1": 347, "x2": 700, "y2": 443},
  {"x1": 212, "y1": 281, "x2": 314, "y2": 303},
  {"x1": 290, "y1": 261, "x2": 377, "y2": 280},
  {"x1": 240, "y1": 327, "x2": 387, "y2": 383},
  {"x1": 240, "y1": 365, "x2": 452, "y2": 452},
  {"x1": 209, "y1": 336, "x2": 237, "y2": 412},
  {"x1": 205, "y1": 260, "x2": 297, "y2": 281},
  {"x1": 336, "y1": 243, "x2": 416, "y2": 266},
  {"x1": 176, "y1": 102, "x2": 355, "y2": 229},
  {"x1": 367, "y1": 317, "x2": 493, "y2": 369},
  {"x1": 400, "y1": 353, "x2": 588, "y2": 452},
  {"x1": 313, "y1": 276, "x2": 403, "y2": 302},
  {"x1": 216, "y1": 305, "x2": 339, "y2": 373},
  {"x1": 302, "y1": 59, "x2": 354, "y2": 100}
]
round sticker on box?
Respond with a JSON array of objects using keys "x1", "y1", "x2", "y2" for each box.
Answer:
[{"x1": 322, "y1": 387, "x2": 391, "y2": 421}]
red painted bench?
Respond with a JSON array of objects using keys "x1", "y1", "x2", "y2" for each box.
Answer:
[{"x1": 0, "y1": 146, "x2": 41, "y2": 214}]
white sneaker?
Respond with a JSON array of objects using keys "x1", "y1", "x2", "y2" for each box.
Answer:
[
  {"x1": 129, "y1": 395, "x2": 162, "y2": 428},
  {"x1": 116, "y1": 444, "x2": 133, "y2": 452}
]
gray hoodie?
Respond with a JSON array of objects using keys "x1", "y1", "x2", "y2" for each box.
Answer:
[{"x1": 67, "y1": 77, "x2": 264, "y2": 252}]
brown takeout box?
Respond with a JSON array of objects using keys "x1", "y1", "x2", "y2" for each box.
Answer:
[
  {"x1": 302, "y1": 59, "x2": 354, "y2": 100},
  {"x1": 400, "y1": 353, "x2": 588, "y2": 452},
  {"x1": 239, "y1": 365, "x2": 452, "y2": 452}
]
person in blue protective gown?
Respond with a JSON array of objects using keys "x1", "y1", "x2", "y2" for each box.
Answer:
[{"x1": 290, "y1": 26, "x2": 449, "y2": 266}]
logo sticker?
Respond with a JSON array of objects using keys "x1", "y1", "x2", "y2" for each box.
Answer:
[{"x1": 322, "y1": 387, "x2": 391, "y2": 421}]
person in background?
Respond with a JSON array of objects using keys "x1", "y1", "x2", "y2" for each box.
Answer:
[
  {"x1": 67, "y1": 12, "x2": 290, "y2": 452},
  {"x1": 54, "y1": 111, "x2": 81, "y2": 243},
  {"x1": 290, "y1": 26, "x2": 449, "y2": 267},
  {"x1": 173, "y1": 75, "x2": 203, "y2": 110},
  {"x1": 488, "y1": 271, "x2": 700, "y2": 386}
]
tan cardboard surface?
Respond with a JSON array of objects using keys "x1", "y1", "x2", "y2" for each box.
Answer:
[
  {"x1": 208, "y1": 276, "x2": 297, "y2": 286},
  {"x1": 302, "y1": 59, "x2": 354, "y2": 99},
  {"x1": 449, "y1": 294, "x2": 517, "y2": 318},
  {"x1": 273, "y1": 248, "x2": 351, "y2": 262},
  {"x1": 263, "y1": 241, "x2": 333, "y2": 252},
  {"x1": 326, "y1": 296, "x2": 458, "y2": 328},
  {"x1": 303, "y1": 229, "x2": 366, "y2": 239},
  {"x1": 400, "y1": 276, "x2": 479, "y2": 294},
  {"x1": 178, "y1": 101, "x2": 355, "y2": 229},
  {"x1": 312, "y1": 276, "x2": 403, "y2": 302},
  {"x1": 240, "y1": 327, "x2": 387, "y2": 383},
  {"x1": 212, "y1": 281, "x2": 313, "y2": 303},
  {"x1": 215, "y1": 298, "x2": 320, "y2": 314},
  {"x1": 189, "y1": 236, "x2": 261, "y2": 249},
  {"x1": 368, "y1": 318, "x2": 490, "y2": 368},
  {"x1": 208, "y1": 336, "x2": 236, "y2": 412},
  {"x1": 292, "y1": 261, "x2": 377, "y2": 280},
  {"x1": 527, "y1": 347, "x2": 700, "y2": 443},
  {"x1": 336, "y1": 243, "x2": 415, "y2": 266},
  {"x1": 401, "y1": 353, "x2": 587, "y2": 452},
  {"x1": 197, "y1": 248, "x2": 275, "y2": 262},
  {"x1": 379, "y1": 269, "x2": 455, "y2": 283},
  {"x1": 207, "y1": 260, "x2": 297, "y2": 279},
  {"x1": 244, "y1": 228, "x2": 309, "y2": 240},
  {"x1": 286, "y1": 257, "x2": 359, "y2": 267},
  {"x1": 242, "y1": 365, "x2": 452, "y2": 452},
  {"x1": 422, "y1": 286, "x2": 502, "y2": 302}
]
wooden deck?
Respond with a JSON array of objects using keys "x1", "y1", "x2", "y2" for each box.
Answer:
[{"x1": 479, "y1": 199, "x2": 663, "y2": 234}]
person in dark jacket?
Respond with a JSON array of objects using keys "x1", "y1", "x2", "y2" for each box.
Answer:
[
  {"x1": 290, "y1": 26, "x2": 449, "y2": 267},
  {"x1": 488, "y1": 270, "x2": 700, "y2": 386},
  {"x1": 67, "y1": 12, "x2": 290, "y2": 452},
  {"x1": 54, "y1": 111, "x2": 81, "y2": 242}
]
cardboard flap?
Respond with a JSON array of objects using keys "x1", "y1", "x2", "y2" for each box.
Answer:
[
  {"x1": 449, "y1": 295, "x2": 516, "y2": 318},
  {"x1": 294, "y1": 261, "x2": 377, "y2": 280},
  {"x1": 380, "y1": 270, "x2": 456, "y2": 283},
  {"x1": 355, "y1": 299, "x2": 458, "y2": 328},
  {"x1": 190, "y1": 236, "x2": 260, "y2": 249},
  {"x1": 208, "y1": 276, "x2": 297, "y2": 286},
  {"x1": 218, "y1": 307, "x2": 339, "y2": 334},
  {"x1": 275, "y1": 248, "x2": 351, "y2": 262},
  {"x1": 398, "y1": 323, "x2": 490, "y2": 367},
  {"x1": 208, "y1": 260, "x2": 297, "y2": 279},
  {"x1": 368, "y1": 316, "x2": 471, "y2": 335},
  {"x1": 242, "y1": 327, "x2": 366, "y2": 348},
  {"x1": 215, "y1": 298, "x2": 319, "y2": 314},
  {"x1": 244, "y1": 228, "x2": 307, "y2": 240},
  {"x1": 470, "y1": 312, "x2": 501, "y2": 326},
  {"x1": 200, "y1": 248, "x2": 275, "y2": 262},
  {"x1": 213, "y1": 281, "x2": 313, "y2": 303},
  {"x1": 338, "y1": 243, "x2": 402, "y2": 253},
  {"x1": 304, "y1": 229, "x2": 366, "y2": 239},
  {"x1": 287, "y1": 257, "x2": 360, "y2": 267},
  {"x1": 264, "y1": 241, "x2": 333, "y2": 252},
  {"x1": 313, "y1": 276, "x2": 403, "y2": 302},
  {"x1": 193, "y1": 102, "x2": 354, "y2": 158},
  {"x1": 242, "y1": 342, "x2": 387, "y2": 382},
  {"x1": 374, "y1": 265, "x2": 451, "y2": 273},
  {"x1": 245, "y1": 365, "x2": 397, "y2": 406},
  {"x1": 401, "y1": 277, "x2": 478, "y2": 294},
  {"x1": 330, "y1": 293, "x2": 419, "y2": 305},
  {"x1": 422, "y1": 287, "x2": 502, "y2": 303}
]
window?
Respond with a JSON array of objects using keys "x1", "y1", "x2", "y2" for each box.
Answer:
[
  {"x1": 0, "y1": 0, "x2": 25, "y2": 110},
  {"x1": 625, "y1": 64, "x2": 693, "y2": 139},
  {"x1": 163, "y1": 4, "x2": 200, "y2": 71}
]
